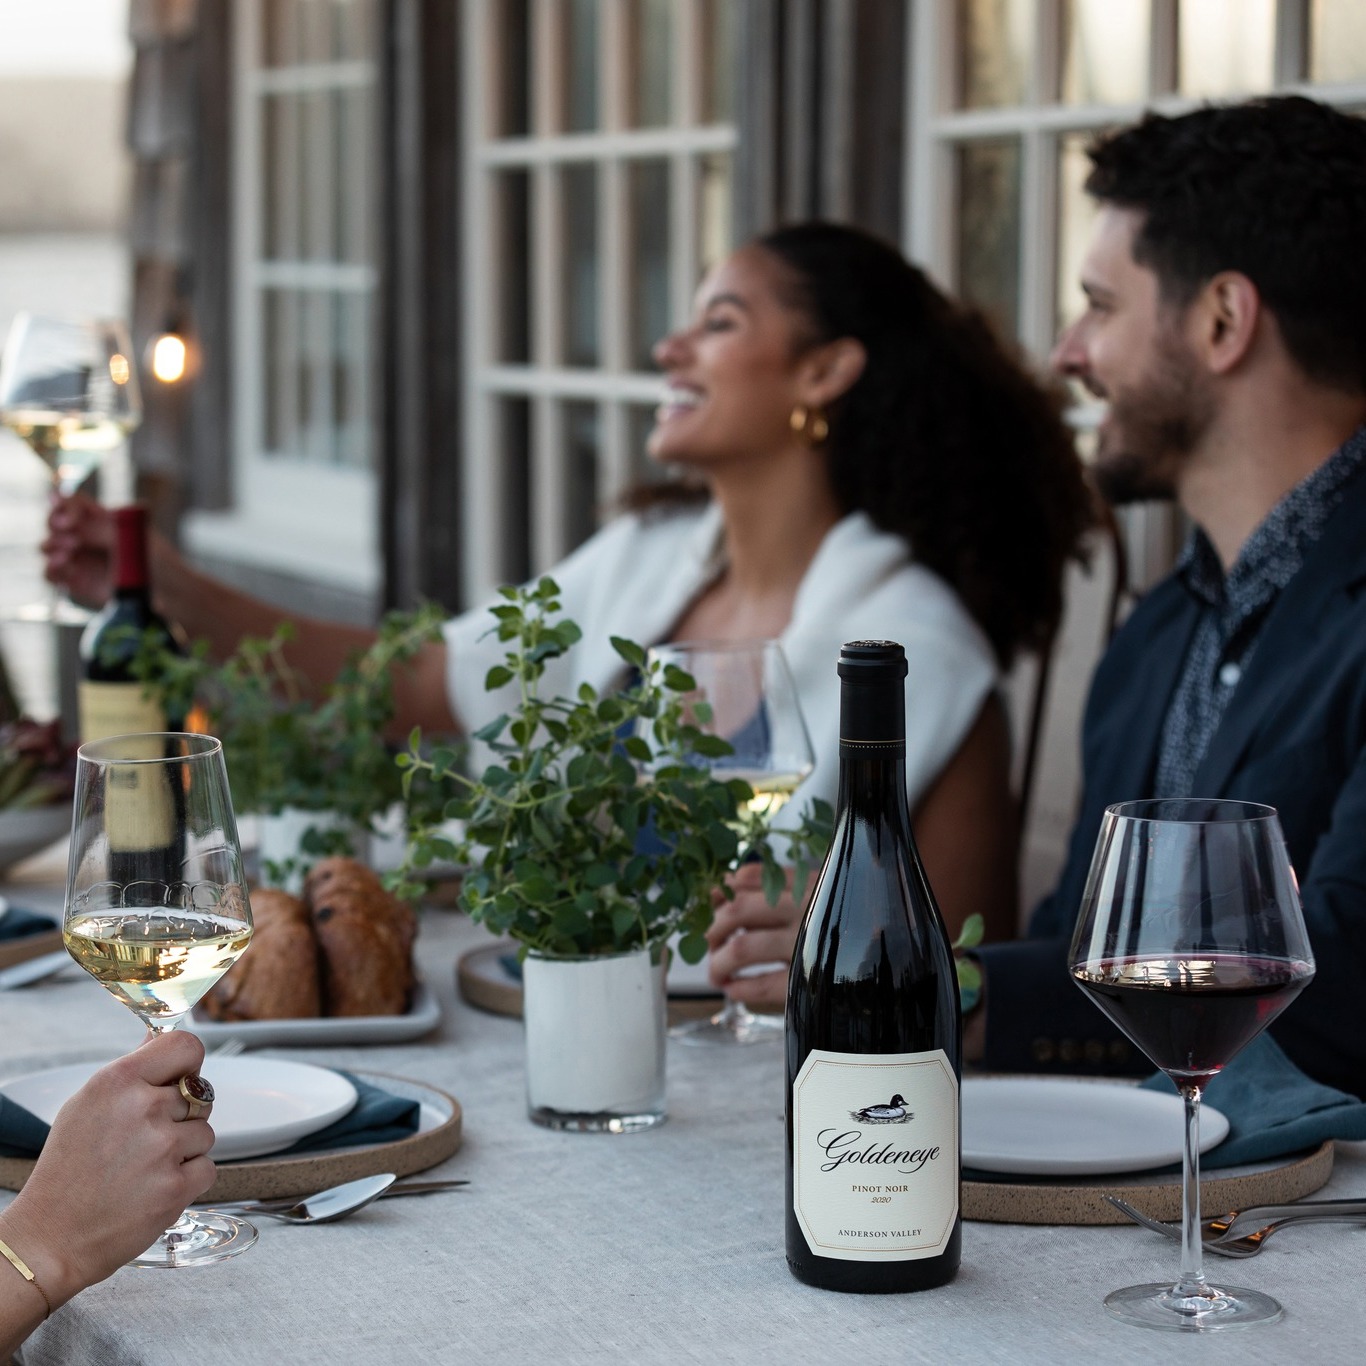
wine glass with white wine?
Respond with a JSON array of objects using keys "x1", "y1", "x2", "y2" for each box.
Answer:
[
  {"x1": 64, "y1": 732, "x2": 256, "y2": 1268},
  {"x1": 0, "y1": 312, "x2": 142, "y2": 623},
  {"x1": 643, "y1": 640, "x2": 815, "y2": 1045}
]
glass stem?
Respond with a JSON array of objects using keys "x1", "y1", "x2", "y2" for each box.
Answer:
[
  {"x1": 717, "y1": 997, "x2": 750, "y2": 1027},
  {"x1": 1175, "y1": 1082, "x2": 1207, "y2": 1297}
]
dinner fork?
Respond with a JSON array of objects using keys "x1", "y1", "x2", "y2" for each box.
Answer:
[{"x1": 1105, "y1": 1195, "x2": 1366, "y2": 1258}]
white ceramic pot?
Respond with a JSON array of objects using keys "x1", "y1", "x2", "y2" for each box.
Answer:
[
  {"x1": 255, "y1": 806, "x2": 368, "y2": 892},
  {"x1": 521, "y1": 946, "x2": 667, "y2": 1132}
]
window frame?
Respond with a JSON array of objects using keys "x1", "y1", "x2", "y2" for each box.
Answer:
[
  {"x1": 459, "y1": 0, "x2": 737, "y2": 605},
  {"x1": 183, "y1": 0, "x2": 381, "y2": 599}
]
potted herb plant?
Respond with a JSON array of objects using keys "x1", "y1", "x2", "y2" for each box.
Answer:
[
  {"x1": 141, "y1": 605, "x2": 449, "y2": 888},
  {"x1": 396, "y1": 577, "x2": 829, "y2": 1132}
]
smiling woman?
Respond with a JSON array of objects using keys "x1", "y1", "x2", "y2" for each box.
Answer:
[{"x1": 41, "y1": 221, "x2": 1093, "y2": 1005}]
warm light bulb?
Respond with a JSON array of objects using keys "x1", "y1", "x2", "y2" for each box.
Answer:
[
  {"x1": 109, "y1": 352, "x2": 131, "y2": 385},
  {"x1": 150, "y1": 333, "x2": 188, "y2": 383}
]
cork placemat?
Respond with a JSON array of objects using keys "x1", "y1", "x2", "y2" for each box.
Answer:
[
  {"x1": 0, "y1": 928, "x2": 63, "y2": 973},
  {"x1": 964, "y1": 1139, "x2": 1334, "y2": 1224},
  {"x1": 456, "y1": 940, "x2": 749, "y2": 1025},
  {"x1": 0, "y1": 1070, "x2": 463, "y2": 1202}
]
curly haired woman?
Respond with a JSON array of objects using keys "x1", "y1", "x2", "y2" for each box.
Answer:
[{"x1": 44, "y1": 221, "x2": 1093, "y2": 982}]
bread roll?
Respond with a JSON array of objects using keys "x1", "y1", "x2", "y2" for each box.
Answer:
[
  {"x1": 306, "y1": 857, "x2": 417, "y2": 1016},
  {"x1": 200, "y1": 888, "x2": 321, "y2": 1020}
]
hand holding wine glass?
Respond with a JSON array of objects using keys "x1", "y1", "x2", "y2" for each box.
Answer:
[
  {"x1": 641, "y1": 640, "x2": 815, "y2": 1046},
  {"x1": 0, "y1": 313, "x2": 141, "y2": 623},
  {"x1": 1069, "y1": 798, "x2": 1314, "y2": 1331},
  {"x1": 64, "y1": 732, "x2": 256, "y2": 1268}
]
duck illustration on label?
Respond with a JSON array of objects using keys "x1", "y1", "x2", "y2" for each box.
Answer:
[{"x1": 850, "y1": 1094, "x2": 912, "y2": 1124}]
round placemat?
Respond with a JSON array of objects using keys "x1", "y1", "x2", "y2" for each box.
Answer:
[
  {"x1": 0, "y1": 927, "x2": 63, "y2": 973},
  {"x1": 0, "y1": 1069, "x2": 463, "y2": 1202},
  {"x1": 964, "y1": 1139, "x2": 1334, "y2": 1225},
  {"x1": 457, "y1": 940, "x2": 739, "y2": 1024}
]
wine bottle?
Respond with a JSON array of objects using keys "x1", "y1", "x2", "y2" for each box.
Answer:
[
  {"x1": 785, "y1": 640, "x2": 961, "y2": 1292},
  {"x1": 78, "y1": 504, "x2": 183, "y2": 744}
]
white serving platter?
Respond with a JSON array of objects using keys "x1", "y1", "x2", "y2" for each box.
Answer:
[{"x1": 189, "y1": 980, "x2": 442, "y2": 1047}]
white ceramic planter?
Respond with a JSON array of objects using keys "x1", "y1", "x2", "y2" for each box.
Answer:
[
  {"x1": 522, "y1": 946, "x2": 667, "y2": 1132},
  {"x1": 256, "y1": 807, "x2": 368, "y2": 892}
]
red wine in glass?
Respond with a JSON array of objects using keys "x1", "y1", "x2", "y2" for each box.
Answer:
[
  {"x1": 1071, "y1": 953, "x2": 1314, "y2": 1086},
  {"x1": 1068, "y1": 797, "x2": 1314, "y2": 1332}
]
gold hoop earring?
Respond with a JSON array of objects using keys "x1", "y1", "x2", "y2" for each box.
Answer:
[{"x1": 789, "y1": 405, "x2": 829, "y2": 445}]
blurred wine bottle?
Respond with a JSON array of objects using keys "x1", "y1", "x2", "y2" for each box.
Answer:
[{"x1": 78, "y1": 505, "x2": 183, "y2": 744}]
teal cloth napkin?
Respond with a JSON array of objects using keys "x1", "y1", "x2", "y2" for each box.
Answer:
[
  {"x1": 0, "y1": 906, "x2": 57, "y2": 941},
  {"x1": 0, "y1": 1069, "x2": 418, "y2": 1161},
  {"x1": 1141, "y1": 1032, "x2": 1366, "y2": 1168}
]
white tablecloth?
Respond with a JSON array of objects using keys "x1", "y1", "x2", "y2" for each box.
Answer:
[{"x1": 4, "y1": 849, "x2": 1366, "y2": 1366}]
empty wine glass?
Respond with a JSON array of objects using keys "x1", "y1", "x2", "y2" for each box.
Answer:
[
  {"x1": 65, "y1": 732, "x2": 256, "y2": 1268},
  {"x1": 0, "y1": 312, "x2": 141, "y2": 623},
  {"x1": 1069, "y1": 798, "x2": 1314, "y2": 1331},
  {"x1": 644, "y1": 640, "x2": 815, "y2": 1046}
]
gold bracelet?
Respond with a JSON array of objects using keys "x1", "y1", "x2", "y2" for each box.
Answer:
[{"x1": 0, "y1": 1235, "x2": 52, "y2": 1319}]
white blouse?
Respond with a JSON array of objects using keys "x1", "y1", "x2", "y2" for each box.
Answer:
[{"x1": 442, "y1": 504, "x2": 998, "y2": 829}]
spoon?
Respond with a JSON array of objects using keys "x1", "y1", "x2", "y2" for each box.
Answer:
[{"x1": 203, "y1": 1174, "x2": 470, "y2": 1225}]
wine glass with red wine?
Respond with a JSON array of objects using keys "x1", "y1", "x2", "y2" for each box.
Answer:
[{"x1": 1069, "y1": 798, "x2": 1314, "y2": 1332}]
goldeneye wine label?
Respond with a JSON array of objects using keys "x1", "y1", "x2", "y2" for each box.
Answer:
[{"x1": 791, "y1": 1048, "x2": 958, "y2": 1261}]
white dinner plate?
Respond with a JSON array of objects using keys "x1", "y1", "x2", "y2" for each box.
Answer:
[
  {"x1": 962, "y1": 1078, "x2": 1230, "y2": 1176},
  {"x1": 0, "y1": 1057, "x2": 358, "y2": 1162}
]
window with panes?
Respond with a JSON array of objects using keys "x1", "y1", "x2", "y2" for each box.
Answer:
[
  {"x1": 459, "y1": 0, "x2": 736, "y2": 604},
  {"x1": 186, "y1": 0, "x2": 380, "y2": 603}
]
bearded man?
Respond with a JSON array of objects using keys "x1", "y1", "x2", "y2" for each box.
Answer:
[{"x1": 968, "y1": 94, "x2": 1366, "y2": 1095}]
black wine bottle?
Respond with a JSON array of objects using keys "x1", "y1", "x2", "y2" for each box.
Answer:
[
  {"x1": 785, "y1": 640, "x2": 962, "y2": 1292},
  {"x1": 78, "y1": 504, "x2": 183, "y2": 745}
]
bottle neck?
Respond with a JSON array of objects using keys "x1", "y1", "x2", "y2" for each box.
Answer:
[
  {"x1": 835, "y1": 749, "x2": 911, "y2": 825},
  {"x1": 836, "y1": 676, "x2": 910, "y2": 825},
  {"x1": 112, "y1": 508, "x2": 151, "y2": 595}
]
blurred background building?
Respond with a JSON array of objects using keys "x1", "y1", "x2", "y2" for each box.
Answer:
[{"x1": 5, "y1": 0, "x2": 1366, "y2": 908}]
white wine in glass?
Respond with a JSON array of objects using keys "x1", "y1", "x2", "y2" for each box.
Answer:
[
  {"x1": 65, "y1": 732, "x2": 256, "y2": 1269},
  {"x1": 643, "y1": 640, "x2": 815, "y2": 1046},
  {"x1": 0, "y1": 312, "x2": 141, "y2": 623}
]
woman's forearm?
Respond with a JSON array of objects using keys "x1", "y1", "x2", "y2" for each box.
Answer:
[{"x1": 148, "y1": 534, "x2": 460, "y2": 735}]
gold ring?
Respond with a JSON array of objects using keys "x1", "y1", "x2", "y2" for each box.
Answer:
[{"x1": 177, "y1": 1073, "x2": 215, "y2": 1121}]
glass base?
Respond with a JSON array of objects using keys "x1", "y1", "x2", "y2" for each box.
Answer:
[
  {"x1": 132, "y1": 1211, "x2": 257, "y2": 1269},
  {"x1": 528, "y1": 1104, "x2": 666, "y2": 1133},
  {"x1": 1103, "y1": 1281, "x2": 1283, "y2": 1332},
  {"x1": 672, "y1": 1005, "x2": 783, "y2": 1046}
]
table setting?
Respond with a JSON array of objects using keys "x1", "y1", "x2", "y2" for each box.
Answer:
[
  {"x1": 6, "y1": 852, "x2": 1366, "y2": 1363},
  {"x1": 4, "y1": 625, "x2": 1366, "y2": 1358}
]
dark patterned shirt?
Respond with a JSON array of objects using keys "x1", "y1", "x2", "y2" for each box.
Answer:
[{"x1": 1154, "y1": 426, "x2": 1366, "y2": 797}]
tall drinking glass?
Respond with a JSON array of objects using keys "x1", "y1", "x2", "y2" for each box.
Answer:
[
  {"x1": 1069, "y1": 798, "x2": 1314, "y2": 1331},
  {"x1": 64, "y1": 732, "x2": 256, "y2": 1268},
  {"x1": 0, "y1": 313, "x2": 141, "y2": 623},
  {"x1": 643, "y1": 640, "x2": 815, "y2": 1045}
]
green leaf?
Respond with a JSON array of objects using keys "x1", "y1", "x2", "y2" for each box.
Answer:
[
  {"x1": 761, "y1": 858, "x2": 787, "y2": 907},
  {"x1": 661, "y1": 663, "x2": 694, "y2": 692},
  {"x1": 677, "y1": 932, "x2": 708, "y2": 965},
  {"x1": 690, "y1": 733, "x2": 733, "y2": 758},
  {"x1": 611, "y1": 636, "x2": 647, "y2": 668},
  {"x1": 952, "y1": 913, "x2": 985, "y2": 952},
  {"x1": 485, "y1": 664, "x2": 514, "y2": 690}
]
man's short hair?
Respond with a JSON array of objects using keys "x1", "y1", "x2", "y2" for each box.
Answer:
[{"x1": 1086, "y1": 95, "x2": 1366, "y2": 395}]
